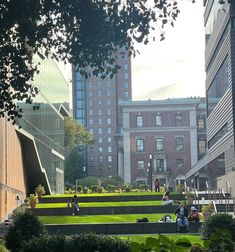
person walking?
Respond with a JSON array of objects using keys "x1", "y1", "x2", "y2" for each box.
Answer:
[{"x1": 155, "y1": 178, "x2": 160, "y2": 192}]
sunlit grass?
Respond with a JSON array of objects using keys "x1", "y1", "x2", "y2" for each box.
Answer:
[
  {"x1": 120, "y1": 234, "x2": 203, "y2": 246},
  {"x1": 42, "y1": 191, "x2": 178, "y2": 198},
  {"x1": 39, "y1": 213, "x2": 175, "y2": 224},
  {"x1": 36, "y1": 200, "x2": 163, "y2": 208}
]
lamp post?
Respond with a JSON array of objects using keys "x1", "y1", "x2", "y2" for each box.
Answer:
[{"x1": 149, "y1": 154, "x2": 153, "y2": 192}]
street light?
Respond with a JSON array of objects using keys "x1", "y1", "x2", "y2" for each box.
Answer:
[{"x1": 149, "y1": 154, "x2": 153, "y2": 192}]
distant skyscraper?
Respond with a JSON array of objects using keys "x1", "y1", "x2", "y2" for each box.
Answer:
[{"x1": 73, "y1": 50, "x2": 132, "y2": 177}]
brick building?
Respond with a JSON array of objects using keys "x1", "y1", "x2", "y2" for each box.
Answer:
[{"x1": 117, "y1": 98, "x2": 206, "y2": 189}]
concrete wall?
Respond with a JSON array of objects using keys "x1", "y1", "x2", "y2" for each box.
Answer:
[
  {"x1": 0, "y1": 119, "x2": 27, "y2": 222},
  {"x1": 217, "y1": 171, "x2": 235, "y2": 197}
]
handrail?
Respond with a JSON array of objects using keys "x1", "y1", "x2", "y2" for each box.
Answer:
[
  {"x1": 226, "y1": 180, "x2": 231, "y2": 195},
  {"x1": 194, "y1": 188, "x2": 200, "y2": 211},
  {"x1": 212, "y1": 200, "x2": 217, "y2": 214}
]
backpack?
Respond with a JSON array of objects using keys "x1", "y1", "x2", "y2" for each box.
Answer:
[{"x1": 136, "y1": 217, "x2": 148, "y2": 223}]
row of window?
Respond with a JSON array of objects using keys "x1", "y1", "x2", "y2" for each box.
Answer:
[
  {"x1": 136, "y1": 137, "x2": 184, "y2": 152},
  {"x1": 136, "y1": 114, "x2": 205, "y2": 129},
  {"x1": 89, "y1": 155, "x2": 113, "y2": 162},
  {"x1": 89, "y1": 118, "x2": 112, "y2": 125},
  {"x1": 98, "y1": 137, "x2": 112, "y2": 143},
  {"x1": 136, "y1": 114, "x2": 183, "y2": 127},
  {"x1": 137, "y1": 158, "x2": 184, "y2": 170},
  {"x1": 89, "y1": 128, "x2": 112, "y2": 134}
]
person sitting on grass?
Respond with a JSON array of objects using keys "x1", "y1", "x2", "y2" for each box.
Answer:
[
  {"x1": 162, "y1": 189, "x2": 174, "y2": 205},
  {"x1": 71, "y1": 195, "x2": 80, "y2": 215},
  {"x1": 188, "y1": 206, "x2": 200, "y2": 222},
  {"x1": 174, "y1": 201, "x2": 189, "y2": 232}
]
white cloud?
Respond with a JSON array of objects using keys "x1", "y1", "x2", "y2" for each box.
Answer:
[{"x1": 132, "y1": 0, "x2": 206, "y2": 100}]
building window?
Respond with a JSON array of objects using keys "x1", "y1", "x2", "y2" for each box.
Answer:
[
  {"x1": 89, "y1": 119, "x2": 93, "y2": 125},
  {"x1": 175, "y1": 137, "x2": 184, "y2": 151},
  {"x1": 99, "y1": 156, "x2": 103, "y2": 162},
  {"x1": 98, "y1": 90, "x2": 102, "y2": 96},
  {"x1": 155, "y1": 138, "x2": 164, "y2": 152},
  {"x1": 198, "y1": 140, "x2": 206, "y2": 154},
  {"x1": 107, "y1": 128, "x2": 111, "y2": 134},
  {"x1": 98, "y1": 81, "x2": 102, "y2": 87},
  {"x1": 89, "y1": 100, "x2": 93, "y2": 106},
  {"x1": 136, "y1": 139, "x2": 144, "y2": 152},
  {"x1": 98, "y1": 99, "x2": 102, "y2": 105},
  {"x1": 198, "y1": 118, "x2": 205, "y2": 129},
  {"x1": 175, "y1": 113, "x2": 182, "y2": 126},
  {"x1": 89, "y1": 128, "x2": 94, "y2": 134},
  {"x1": 98, "y1": 137, "x2": 102, "y2": 143},
  {"x1": 98, "y1": 109, "x2": 102, "y2": 116},
  {"x1": 207, "y1": 57, "x2": 229, "y2": 116},
  {"x1": 107, "y1": 90, "x2": 110, "y2": 96},
  {"x1": 88, "y1": 91, "x2": 93, "y2": 97},
  {"x1": 106, "y1": 80, "x2": 110, "y2": 87},
  {"x1": 107, "y1": 137, "x2": 112, "y2": 143},
  {"x1": 107, "y1": 99, "x2": 111, "y2": 106},
  {"x1": 88, "y1": 82, "x2": 93, "y2": 88},
  {"x1": 124, "y1": 82, "x2": 128, "y2": 89},
  {"x1": 107, "y1": 109, "x2": 111, "y2": 115},
  {"x1": 90, "y1": 156, "x2": 94, "y2": 162},
  {"x1": 176, "y1": 159, "x2": 184, "y2": 169},
  {"x1": 136, "y1": 115, "x2": 143, "y2": 127},
  {"x1": 156, "y1": 115, "x2": 162, "y2": 126},
  {"x1": 98, "y1": 147, "x2": 103, "y2": 153},
  {"x1": 108, "y1": 146, "x2": 112, "y2": 152},
  {"x1": 98, "y1": 118, "x2": 102, "y2": 125},
  {"x1": 124, "y1": 73, "x2": 128, "y2": 79},
  {"x1": 137, "y1": 160, "x2": 145, "y2": 169},
  {"x1": 124, "y1": 64, "x2": 128, "y2": 70},
  {"x1": 98, "y1": 128, "x2": 102, "y2": 134},
  {"x1": 89, "y1": 109, "x2": 93, "y2": 116},
  {"x1": 107, "y1": 118, "x2": 111, "y2": 124},
  {"x1": 108, "y1": 156, "x2": 112, "y2": 162},
  {"x1": 156, "y1": 159, "x2": 164, "y2": 171}
]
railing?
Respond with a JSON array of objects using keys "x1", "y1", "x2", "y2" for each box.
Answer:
[
  {"x1": 194, "y1": 188, "x2": 200, "y2": 212},
  {"x1": 212, "y1": 200, "x2": 217, "y2": 214}
]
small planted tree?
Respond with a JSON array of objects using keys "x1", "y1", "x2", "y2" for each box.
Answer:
[
  {"x1": 28, "y1": 194, "x2": 39, "y2": 209},
  {"x1": 35, "y1": 184, "x2": 45, "y2": 198}
]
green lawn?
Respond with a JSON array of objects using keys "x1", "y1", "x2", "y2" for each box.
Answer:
[
  {"x1": 36, "y1": 200, "x2": 163, "y2": 208},
  {"x1": 120, "y1": 234, "x2": 203, "y2": 246},
  {"x1": 42, "y1": 191, "x2": 177, "y2": 198},
  {"x1": 39, "y1": 213, "x2": 175, "y2": 224}
]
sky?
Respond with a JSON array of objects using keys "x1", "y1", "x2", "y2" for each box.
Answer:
[{"x1": 132, "y1": 0, "x2": 205, "y2": 101}]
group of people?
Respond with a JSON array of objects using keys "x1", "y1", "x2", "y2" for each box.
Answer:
[{"x1": 160, "y1": 189, "x2": 199, "y2": 232}]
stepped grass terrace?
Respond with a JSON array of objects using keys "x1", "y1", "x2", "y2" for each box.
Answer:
[
  {"x1": 36, "y1": 200, "x2": 164, "y2": 208},
  {"x1": 39, "y1": 213, "x2": 176, "y2": 224}
]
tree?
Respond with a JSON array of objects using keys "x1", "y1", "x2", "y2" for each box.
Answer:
[
  {"x1": 0, "y1": 0, "x2": 192, "y2": 123},
  {"x1": 64, "y1": 116, "x2": 93, "y2": 151},
  {"x1": 64, "y1": 147, "x2": 86, "y2": 185}
]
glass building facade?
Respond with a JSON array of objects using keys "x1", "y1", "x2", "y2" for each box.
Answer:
[{"x1": 17, "y1": 58, "x2": 70, "y2": 194}]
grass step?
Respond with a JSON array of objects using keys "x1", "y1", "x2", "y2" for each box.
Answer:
[{"x1": 39, "y1": 213, "x2": 176, "y2": 224}]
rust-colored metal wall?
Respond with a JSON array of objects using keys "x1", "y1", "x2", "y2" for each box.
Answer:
[{"x1": 0, "y1": 119, "x2": 27, "y2": 222}]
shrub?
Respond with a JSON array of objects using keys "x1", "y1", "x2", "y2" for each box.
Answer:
[
  {"x1": 200, "y1": 213, "x2": 235, "y2": 241},
  {"x1": 97, "y1": 187, "x2": 103, "y2": 193},
  {"x1": 203, "y1": 228, "x2": 233, "y2": 252},
  {"x1": 91, "y1": 185, "x2": 99, "y2": 193},
  {"x1": 76, "y1": 185, "x2": 82, "y2": 193},
  {"x1": 78, "y1": 176, "x2": 99, "y2": 188},
  {"x1": 123, "y1": 184, "x2": 132, "y2": 193},
  {"x1": 107, "y1": 184, "x2": 117, "y2": 192},
  {"x1": 101, "y1": 176, "x2": 124, "y2": 188},
  {"x1": 21, "y1": 234, "x2": 67, "y2": 252},
  {"x1": 22, "y1": 233, "x2": 130, "y2": 252},
  {"x1": 35, "y1": 184, "x2": 45, "y2": 198},
  {"x1": 5, "y1": 211, "x2": 46, "y2": 252},
  {"x1": 83, "y1": 186, "x2": 88, "y2": 194}
]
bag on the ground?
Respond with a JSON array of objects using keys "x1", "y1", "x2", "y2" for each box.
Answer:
[{"x1": 136, "y1": 217, "x2": 148, "y2": 223}]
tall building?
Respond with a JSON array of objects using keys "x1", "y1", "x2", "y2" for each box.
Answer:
[
  {"x1": 0, "y1": 58, "x2": 70, "y2": 221},
  {"x1": 186, "y1": 0, "x2": 235, "y2": 194},
  {"x1": 117, "y1": 98, "x2": 206, "y2": 189},
  {"x1": 73, "y1": 51, "x2": 132, "y2": 177}
]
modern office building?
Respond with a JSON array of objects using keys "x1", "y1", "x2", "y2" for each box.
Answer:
[
  {"x1": 186, "y1": 0, "x2": 235, "y2": 194},
  {"x1": 72, "y1": 51, "x2": 132, "y2": 177},
  {"x1": 0, "y1": 58, "x2": 70, "y2": 221},
  {"x1": 117, "y1": 98, "x2": 206, "y2": 189}
]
